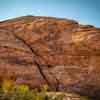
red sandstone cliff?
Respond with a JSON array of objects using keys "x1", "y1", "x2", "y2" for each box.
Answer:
[{"x1": 0, "y1": 16, "x2": 100, "y2": 99}]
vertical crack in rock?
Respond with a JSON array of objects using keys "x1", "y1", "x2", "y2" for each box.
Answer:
[
  {"x1": 46, "y1": 65, "x2": 60, "y2": 91},
  {"x1": 34, "y1": 62, "x2": 50, "y2": 86},
  {"x1": 13, "y1": 33, "x2": 50, "y2": 86},
  {"x1": 12, "y1": 27, "x2": 61, "y2": 91}
]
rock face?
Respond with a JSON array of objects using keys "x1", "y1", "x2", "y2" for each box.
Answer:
[{"x1": 0, "y1": 16, "x2": 100, "y2": 99}]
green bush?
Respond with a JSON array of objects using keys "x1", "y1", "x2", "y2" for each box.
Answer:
[{"x1": 0, "y1": 80, "x2": 64, "y2": 100}]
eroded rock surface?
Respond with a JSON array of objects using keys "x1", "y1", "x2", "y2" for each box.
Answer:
[{"x1": 0, "y1": 16, "x2": 100, "y2": 99}]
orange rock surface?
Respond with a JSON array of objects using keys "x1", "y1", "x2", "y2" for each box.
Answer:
[{"x1": 0, "y1": 16, "x2": 100, "y2": 99}]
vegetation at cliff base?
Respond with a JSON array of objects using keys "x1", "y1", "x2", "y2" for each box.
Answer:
[
  {"x1": 0, "y1": 80, "x2": 65, "y2": 100},
  {"x1": 0, "y1": 80, "x2": 95, "y2": 100}
]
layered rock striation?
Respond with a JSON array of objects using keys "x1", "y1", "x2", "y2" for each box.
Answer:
[{"x1": 0, "y1": 16, "x2": 100, "y2": 99}]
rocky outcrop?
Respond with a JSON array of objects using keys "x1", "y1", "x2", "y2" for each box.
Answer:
[{"x1": 0, "y1": 16, "x2": 100, "y2": 99}]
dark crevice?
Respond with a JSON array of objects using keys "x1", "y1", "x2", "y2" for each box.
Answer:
[
  {"x1": 47, "y1": 65, "x2": 60, "y2": 91},
  {"x1": 34, "y1": 62, "x2": 50, "y2": 85},
  {"x1": 13, "y1": 32, "x2": 50, "y2": 86},
  {"x1": 10, "y1": 27, "x2": 60, "y2": 91},
  {"x1": 54, "y1": 77, "x2": 60, "y2": 91}
]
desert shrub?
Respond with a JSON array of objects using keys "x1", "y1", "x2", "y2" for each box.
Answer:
[{"x1": 0, "y1": 80, "x2": 65, "y2": 100}]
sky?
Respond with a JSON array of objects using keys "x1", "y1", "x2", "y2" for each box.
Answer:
[{"x1": 0, "y1": 0, "x2": 100, "y2": 27}]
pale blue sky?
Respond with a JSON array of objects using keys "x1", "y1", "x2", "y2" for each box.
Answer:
[{"x1": 0, "y1": 0, "x2": 100, "y2": 27}]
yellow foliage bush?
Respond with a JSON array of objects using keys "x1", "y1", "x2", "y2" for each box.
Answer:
[
  {"x1": 2, "y1": 80, "x2": 13, "y2": 93},
  {"x1": 0, "y1": 80, "x2": 65, "y2": 100},
  {"x1": 0, "y1": 79, "x2": 94, "y2": 100}
]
